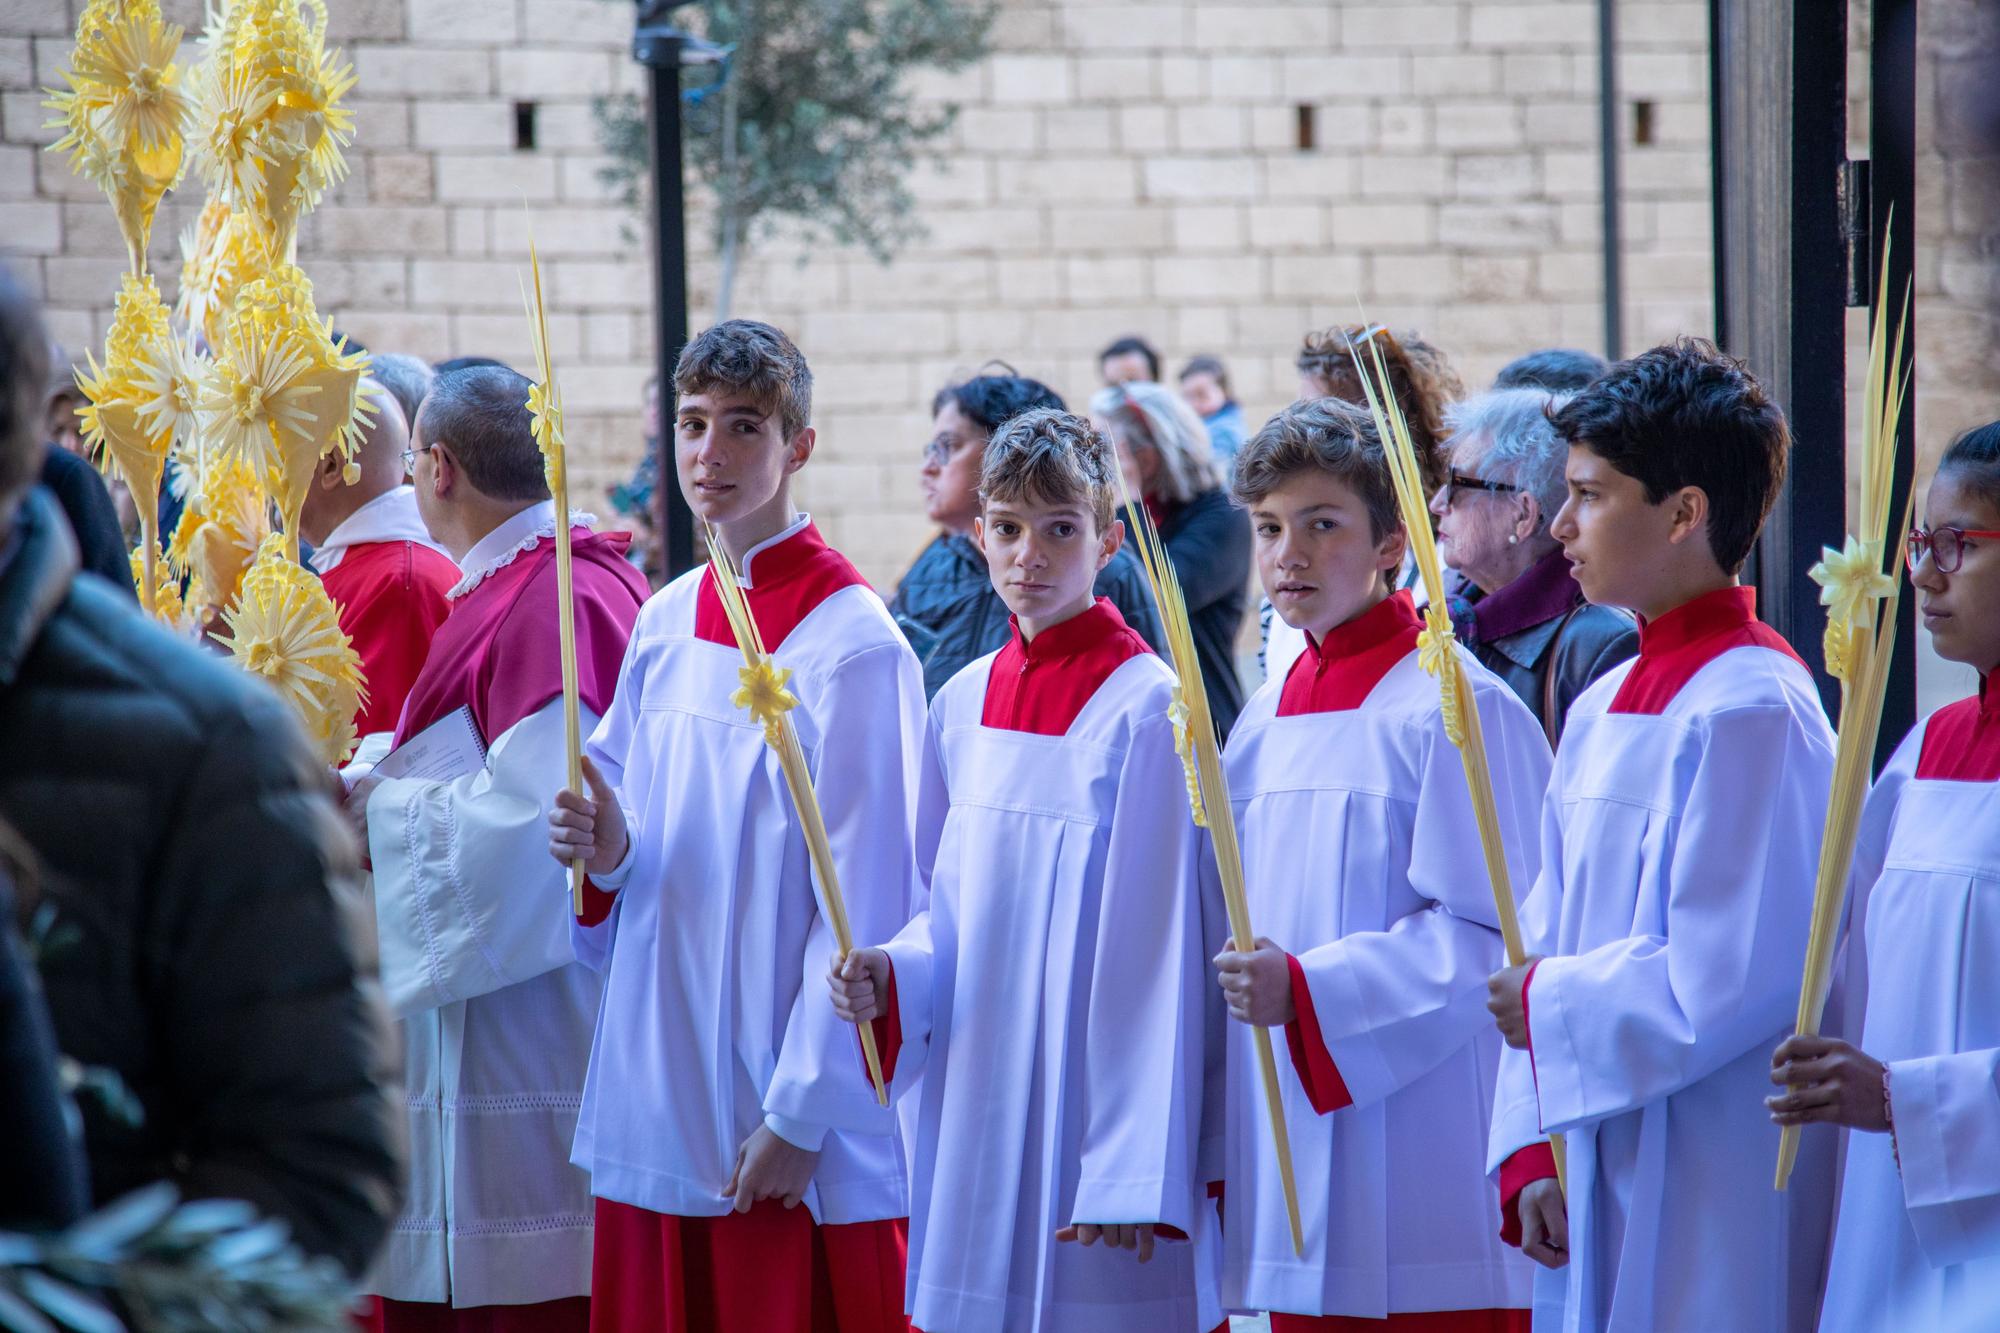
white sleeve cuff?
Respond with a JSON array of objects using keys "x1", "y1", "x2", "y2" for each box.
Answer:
[
  {"x1": 589, "y1": 824, "x2": 639, "y2": 892},
  {"x1": 764, "y1": 1111, "x2": 829, "y2": 1152}
]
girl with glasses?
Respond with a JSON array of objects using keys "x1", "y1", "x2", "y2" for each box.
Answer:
[{"x1": 1768, "y1": 421, "x2": 2000, "y2": 1330}]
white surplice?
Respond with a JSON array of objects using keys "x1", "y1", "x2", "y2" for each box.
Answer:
[
  {"x1": 1817, "y1": 692, "x2": 2000, "y2": 1332},
  {"x1": 880, "y1": 645, "x2": 1224, "y2": 1333},
  {"x1": 1221, "y1": 623, "x2": 1548, "y2": 1319},
  {"x1": 1489, "y1": 619, "x2": 1838, "y2": 1333},
  {"x1": 368, "y1": 700, "x2": 604, "y2": 1305},
  {"x1": 573, "y1": 518, "x2": 922, "y2": 1226}
]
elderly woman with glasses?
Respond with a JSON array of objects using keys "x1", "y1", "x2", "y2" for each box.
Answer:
[
  {"x1": 1090, "y1": 379, "x2": 1251, "y2": 738},
  {"x1": 889, "y1": 367, "x2": 1164, "y2": 698},
  {"x1": 1430, "y1": 387, "x2": 1639, "y2": 743}
]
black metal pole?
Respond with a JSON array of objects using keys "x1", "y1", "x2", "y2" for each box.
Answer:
[
  {"x1": 1597, "y1": 0, "x2": 1623, "y2": 361},
  {"x1": 1706, "y1": 0, "x2": 1729, "y2": 353},
  {"x1": 1871, "y1": 0, "x2": 1918, "y2": 765},
  {"x1": 635, "y1": 14, "x2": 696, "y2": 579}
]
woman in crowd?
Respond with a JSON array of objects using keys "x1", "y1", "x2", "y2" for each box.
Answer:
[
  {"x1": 1264, "y1": 323, "x2": 1466, "y2": 682},
  {"x1": 1091, "y1": 379, "x2": 1250, "y2": 738},
  {"x1": 1429, "y1": 387, "x2": 1638, "y2": 742},
  {"x1": 890, "y1": 367, "x2": 1164, "y2": 697}
]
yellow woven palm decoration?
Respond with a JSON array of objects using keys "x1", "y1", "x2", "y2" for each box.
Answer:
[
  {"x1": 131, "y1": 327, "x2": 205, "y2": 456},
  {"x1": 175, "y1": 198, "x2": 267, "y2": 348},
  {"x1": 197, "y1": 316, "x2": 319, "y2": 507},
  {"x1": 234, "y1": 262, "x2": 374, "y2": 535},
  {"x1": 191, "y1": 0, "x2": 356, "y2": 257},
  {"x1": 221, "y1": 534, "x2": 367, "y2": 765},
  {"x1": 128, "y1": 540, "x2": 188, "y2": 627},
  {"x1": 44, "y1": 0, "x2": 190, "y2": 272},
  {"x1": 76, "y1": 274, "x2": 179, "y2": 616},
  {"x1": 168, "y1": 452, "x2": 269, "y2": 613}
]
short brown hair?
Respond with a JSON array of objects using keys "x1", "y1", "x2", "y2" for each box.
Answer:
[
  {"x1": 673, "y1": 319, "x2": 813, "y2": 440},
  {"x1": 979, "y1": 407, "x2": 1117, "y2": 531},
  {"x1": 1232, "y1": 397, "x2": 1400, "y2": 545},
  {"x1": 1297, "y1": 324, "x2": 1458, "y2": 497}
]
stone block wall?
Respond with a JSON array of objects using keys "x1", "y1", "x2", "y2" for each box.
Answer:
[{"x1": 2, "y1": 0, "x2": 1994, "y2": 600}]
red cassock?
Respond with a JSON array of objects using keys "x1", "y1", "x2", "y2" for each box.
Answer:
[
  {"x1": 590, "y1": 1199, "x2": 908, "y2": 1333},
  {"x1": 321, "y1": 539, "x2": 459, "y2": 737}
]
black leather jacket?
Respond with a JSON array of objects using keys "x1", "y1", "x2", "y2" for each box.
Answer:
[
  {"x1": 1468, "y1": 601, "x2": 1638, "y2": 744},
  {"x1": 889, "y1": 531, "x2": 1166, "y2": 699},
  {"x1": 0, "y1": 490, "x2": 404, "y2": 1275}
]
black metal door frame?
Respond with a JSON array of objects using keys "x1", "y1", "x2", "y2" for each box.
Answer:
[{"x1": 1709, "y1": 0, "x2": 1918, "y2": 759}]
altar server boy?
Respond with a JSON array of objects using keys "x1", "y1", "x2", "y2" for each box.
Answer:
[
  {"x1": 1766, "y1": 422, "x2": 2000, "y2": 1331},
  {"x1": 547, "y1": 320, "x2": 922, "y2": 1332},
  {"x1": 1484, "y1": 339, "x2": 1837, "y2": 1332},
  {"x1": 1210, "y1": 397, "x2": 1548, "y2": 1329},
  {"x1": 828, "y1": 407, "x2": 1225, "y2": 1333}
]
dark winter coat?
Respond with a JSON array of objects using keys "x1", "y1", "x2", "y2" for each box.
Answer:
[
  {"x1": 0, "y1": 489, "x2": 404, "y2": 1275},
  {"x1": 889, "y1": 531, "x2": 1167, "y2": 700}
]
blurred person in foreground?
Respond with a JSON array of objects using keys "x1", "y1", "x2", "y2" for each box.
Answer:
[
  {"x1": 35, "y1": 345, "x2": 128, "y2": 590},
  {"x1": 0, "y1": 265, "x2": 403, "y2": 1275},
  {"x1": 891, "y1": 367, "x2": 1164, "y2": 698}
]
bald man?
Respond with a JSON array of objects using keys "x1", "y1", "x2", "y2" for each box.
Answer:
[{"x1": 303, "y1": 383, "x2": 459, "y2": 740}]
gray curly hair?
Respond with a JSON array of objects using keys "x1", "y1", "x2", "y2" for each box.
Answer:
[
  {"x1": 979, "y1": 407, "x2": 1118, "y2": 530},
  {"x1": 1441, "y1": 388, "x2": 1574, "y2": 529},
  {"x1": 1088, "y1": 380, "x2": 1218, "y2": 506}
]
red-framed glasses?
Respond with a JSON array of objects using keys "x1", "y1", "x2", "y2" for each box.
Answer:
[{"x1": 1907, "y1": 524, "x2": 2000, "y2": 574}]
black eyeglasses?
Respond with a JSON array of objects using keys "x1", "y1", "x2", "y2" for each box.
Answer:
[
  {"x1": 1907, "y1": 524, "x2": 2000, "y2": 574},
  {"x1": 401, "y1": 442, "x2": 437, "y2": 475},
  {"x1": 923, "y1": 434, "x2": 975, "y2": 467},
  {"x1": 1440, "y1": 470, "x2": 1520, "y2": 506}
]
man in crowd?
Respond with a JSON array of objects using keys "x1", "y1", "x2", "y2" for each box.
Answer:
[
  {"x1": 299, "y1": 384, "x2": 458, "y2": 741},
  {"x1": 346, "y1": 365, "x2": 649, "y2": 1330}
]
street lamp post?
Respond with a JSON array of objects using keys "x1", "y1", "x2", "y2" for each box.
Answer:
[{"x1": 632, "y1": 1, "x2": 701, "y2": 579}]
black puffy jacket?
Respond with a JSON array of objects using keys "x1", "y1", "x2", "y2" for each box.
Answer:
[
  {"x1": 889, "y1": 531, "x2": 1166, "y2": 700},
  {"x1": 1140, "y1": 488, "x2": 1250, "y2": 740},
  {"x1": 0, "y1": 489, "x2": 404, "y2": 1275}
]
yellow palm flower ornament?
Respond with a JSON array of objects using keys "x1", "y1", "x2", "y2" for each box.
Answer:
[
  {"x1": 220, "y1": 534, "x2": 368, "y2": 766},
  {"x1": 43, "y1": 0, "x2": 190, "y2": 272}
]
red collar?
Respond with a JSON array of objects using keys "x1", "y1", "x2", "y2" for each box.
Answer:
[
  {"x1": 1916, "y1": 674, "x2": 2000, "y2": 781},
  {"x1": 1609, "y1": 585, "x2": 1802, "y2": 715},
  {"x1": 693, "y1": 520, "x2": 869, "y2": 651},
  {"x1": 982, "y1": 597, "x2": 1152, "y2": 734},
  {"x1": 1277, "y1": 590, "x2": 1422, "y2": 717}
]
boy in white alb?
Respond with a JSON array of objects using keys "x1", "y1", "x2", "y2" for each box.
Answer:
[
  {"x1": 1766, "y1": 423, "x2": 2000, "y2": 1331},
  {"x1": 1484, "y1": 340, "x2": 1837, "y2": 1332},
  {"x1": 829, "y1": 408, "x2": 1224, "y2": 1333},
  {"x1": 1211, "y1": 398, "x2": 1546, "y2": 1330},
  {"x1": 548, "y1": 321, "x2": 921, "y2": 1332}
]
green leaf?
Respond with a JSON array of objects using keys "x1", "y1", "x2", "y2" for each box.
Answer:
[
  {"x1": 157, "y1": 1199, "x2": 257, "y2": 1242},
  {"x1": 0, "y1": 1237, "x2": 45, "y2": 1267},
  {"x1": 201, "y1": 1220, "x2": 290, "y2": 1271},
  {"x1": 0, "y1": 1286, "x2": 59, "y2": 1333},
  {"x1": 60, "y1": 1184, "x2": 179, "y2": 1262},
  {"x1": 17, "y1": 1274, "x2": 119, "y2": 1333}
]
